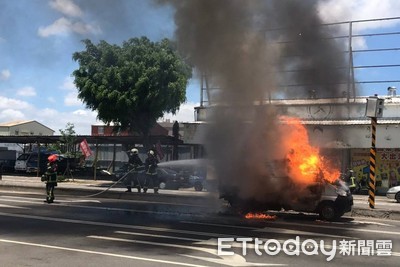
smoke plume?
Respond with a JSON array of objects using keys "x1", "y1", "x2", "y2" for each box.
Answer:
[{"x1": 157, "y1": 0, "x2": 348, "y2": 205}]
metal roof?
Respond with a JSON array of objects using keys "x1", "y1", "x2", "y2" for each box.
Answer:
[
  {"x1": 0, "y1": 120, "x2": 55, "y2": 132},
  {"x1": 0, "y1": 120, "x2": 34, "y2": 127},
  {"x1": 0, "y1": 135, "x2": 183, "y2": 146}
]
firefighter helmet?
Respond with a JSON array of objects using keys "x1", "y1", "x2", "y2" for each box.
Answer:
[
  {"x1": 148, "y1": 150, "x2": 155, "y2": 156},
  {"x1": 48, "y1": 154, "x2": 58, "y2": 162},
  {"x1": 131, "y1": 148, "x2": 138, "y2": 154}
]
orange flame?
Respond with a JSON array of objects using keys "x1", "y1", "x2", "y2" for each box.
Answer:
[
  {"x1": 280, "y1": 116, "x2": 339, "y2": 184},
  {"x1": 245, "y1": 212, "x2": 277, "y2": 220}
]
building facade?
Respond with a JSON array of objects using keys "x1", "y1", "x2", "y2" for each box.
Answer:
[{"x1": 0, "y1": 120, "x2": 54, "y2": 136}]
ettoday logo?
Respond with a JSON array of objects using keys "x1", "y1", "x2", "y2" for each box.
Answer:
[{"x1": 218, "y1": 237, "x2": 392, "y2": 261}]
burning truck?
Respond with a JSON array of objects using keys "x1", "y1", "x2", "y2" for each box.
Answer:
[{"x1": 217, "y1": 116, "x2": 353, "y2": 221}]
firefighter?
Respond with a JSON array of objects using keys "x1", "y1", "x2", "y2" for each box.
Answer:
[
  {"x1": 143, "y1": 149, "x2": 159, "y2": 194},
  {"x1": 44, "y1": 154, "x2": 58, "y2": 203},
  {"x1": 347, "y1": 170, "x2": 357, "y2": 193},
  {"x1": 125, "y1": 148, "x2": 143, "y2": 192}
]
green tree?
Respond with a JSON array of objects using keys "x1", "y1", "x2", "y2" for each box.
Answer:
[
  {"x1": 72, "y1": 37, "x2": 192, "y2": 146},
  {"x1": 59, "y1": 122, "x2": 77, "y2": 157}
]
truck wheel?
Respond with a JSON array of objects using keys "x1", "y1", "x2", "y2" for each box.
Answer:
[
  {"x1": 319, "y1": 202, "x2": 338, "y2": 221},
  {"x1": 395, "y1": 192, "x2": 400, "y2": 203},
  {"x1": 194, "y1": 182, "x2": 203, "y2": 191}
]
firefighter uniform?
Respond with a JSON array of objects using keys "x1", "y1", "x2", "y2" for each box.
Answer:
[
  {"x1": 347, "y1": 170, "x2": 357, "y2": 193},
  {"x1": 125, "y1": 148, "x2": 143, "y2": 192},
  {"x1": 143, "y1": 150, "x2": 159, "y2": 194},
  {"x1": 44, "y1": 155, "x2": 58, "y2": 203}
]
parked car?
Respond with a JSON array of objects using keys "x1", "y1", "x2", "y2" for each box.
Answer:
[
  {"x1": 386, "y1": 185, "x2": 400, "y2": 202},
  {"x1": 174, "y1": 169, "x2": 205, "y2": 191},
  {"x1": 157, "y1": 167, "x2": 180, "y2": 190},
  {"x1": 26, "y1": 152, "x2": 53, "y2": 174},
  {"x1": 14, "y1": 153, "x2": 30, "y2": 172},
  {"x1": 22, "y1": 151, "x2": 60, "y2": 174},
  {"x1": 158, "y1": 159, "x2": 208, "y2": 191}
]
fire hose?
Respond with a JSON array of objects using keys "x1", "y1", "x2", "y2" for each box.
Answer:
[{"x1": 78, "y1": 167, "x2": 140, "y2": 198}]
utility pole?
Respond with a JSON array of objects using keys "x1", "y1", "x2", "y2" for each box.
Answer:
[
  {"x1": 172, "y1": 121, "x2": 180, "y2": 160},
  {"x1": 365, "y1": 94, "x2": 384, "y2": 209}
]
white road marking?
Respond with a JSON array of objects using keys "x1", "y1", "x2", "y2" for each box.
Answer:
[
  {"x1": 0, "y1": 197, "x2": 43, "y2": 204},
  {"x1": 0, "y1": 203, "x2": 29, "y2": 209},
  {"x1": 256, "y1": 227, "x2": 354, "y2": 239},
  {"x1": 182, "y1": 221, "x2": 355, "y2": 239},
  {"x1": 115, "y1": 231, "x2": 204, "y2": 242},
  {"x1": 64, "y1": 199, "x2": 102, "y2": 203},
  {"x1": 0, "y1": 211, "x2": 234, "y2": 238},
  {"x1": 88, "y1": 235, "x2": 283, "y2": 266},
  {"x1": 0, "y1": 238, "x2": 209, "y2": 267},
  {"x1": 0, "y1": 190, "x2": 43, "y2": 196},
  {"x1": 274, "y1": 220, "x2": 400, "y2": 236},
  {"x1": 0, "y1": 194, "x2": 209, "y2": 208},
  {"x1": 109, "y1": 198, "x2": 208, "y2": 207},
  {"x1": 114, "y1": 230, "x2": 345, "y2": 253},
  {"x1": 182, "y1": 221, "x2": 259, "y2": 230},
  {"x1": 0, "y1": 196, "x2": 189, "y2": 215},
  {"x1": 1, "y1": 195, "x2": 101, "y2": 203},
  {"x1": 182, "y1": 219, "x2": 400, "y2": 241},
  {"x1": 336, "y1": 220, "x2": 394, "y2": 227}
]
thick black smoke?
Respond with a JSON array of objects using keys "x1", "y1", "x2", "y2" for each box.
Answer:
[{"x1": 157, "y1": 0, "x2": 349, "y2": 205}]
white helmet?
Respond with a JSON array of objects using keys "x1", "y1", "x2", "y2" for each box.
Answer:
[
  {"x1": 148, "y1": 150, "x2": 155, "y2": 156},
  {"x1": 131, "y1": 148, "x2": 138, "y2": 154}
]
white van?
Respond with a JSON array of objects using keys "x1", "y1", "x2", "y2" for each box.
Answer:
[
  {"x1": 221, "y1": 179, "x2": 353, "y2": 221},
  {"x1": 219, "y1": 160, "x2": 353, "y2": 221},
  {"x1": 14, "y1": 153, "x2": 30, "y2": 172}
]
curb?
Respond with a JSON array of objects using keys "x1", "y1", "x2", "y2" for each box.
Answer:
[{"x1": 350, "y1": 207, "x2": 400, "y2": 220}]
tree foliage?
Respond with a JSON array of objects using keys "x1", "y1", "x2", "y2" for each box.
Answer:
[
  {"x1": 72, "y1": 37, "x2": 192, "y2": 139},
  {"x1": 47, "y1": 122, "x2": 77, "y2": 156},
  {"x1": 60, "y1": 122, "x2": 77, "y2": 157}
]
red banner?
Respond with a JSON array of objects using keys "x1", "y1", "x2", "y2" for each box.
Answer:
[{"x1": 79, "y1": 139, "x2": 92, "y2": 158}]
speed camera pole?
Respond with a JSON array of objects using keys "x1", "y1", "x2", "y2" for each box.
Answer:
[{"x1": 365, "y1": 94, "x2": 384, "y2": 209}]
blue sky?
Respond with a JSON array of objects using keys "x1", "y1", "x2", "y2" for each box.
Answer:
[{"x1": 1, "y1": 0, "x2": 400, "y2": 135}]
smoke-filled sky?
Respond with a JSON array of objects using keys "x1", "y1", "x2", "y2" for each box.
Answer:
[
  {"x1": 156, "y1": 0, "x2": 400, "y2": 203},
  {"x1": 1, "y1": 0, "x2": 400, "y2": 134}
]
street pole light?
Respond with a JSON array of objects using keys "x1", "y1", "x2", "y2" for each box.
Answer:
[{"x1": 365, "y1": 94, "x2": 384, "y2": 209}]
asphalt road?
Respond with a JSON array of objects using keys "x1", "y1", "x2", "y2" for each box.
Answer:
[{"x1": 0, "y1": 189, "x2": 399, "y2": 267}]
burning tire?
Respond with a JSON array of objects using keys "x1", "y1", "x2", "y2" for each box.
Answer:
[{"x1": 318, "y1": 201, "x2": 338, "y2": 221}]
